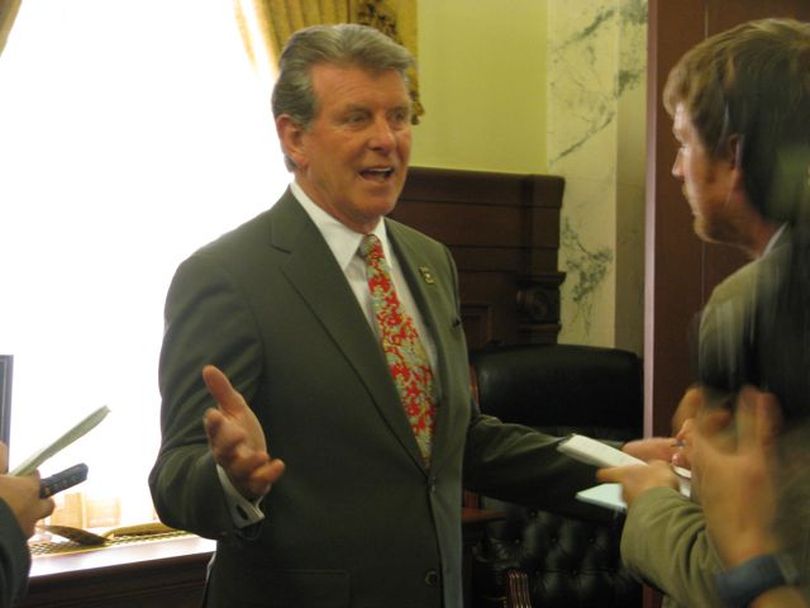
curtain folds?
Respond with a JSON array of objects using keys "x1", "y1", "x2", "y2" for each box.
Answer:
[
  {"x1": 0, "y1": 0, "x2": 22, "y2": 56},
  {"x1": 234, "y1": 0, "x2": 423, "y2": 123},
  {"x1": 352, "y1": 0, "x2": 422, "y2": 123}
]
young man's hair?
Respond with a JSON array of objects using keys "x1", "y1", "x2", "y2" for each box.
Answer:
[{"x1": 664, "y1": 18, "x2": 810, "y2": 220}]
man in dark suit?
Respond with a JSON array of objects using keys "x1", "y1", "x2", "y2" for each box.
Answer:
[
  {"x1": 0, "y1": 442, "x2": 54, "y2": 608},
  {"x1": 149, "y1": 23, "x2": 599, "y2": 608}
]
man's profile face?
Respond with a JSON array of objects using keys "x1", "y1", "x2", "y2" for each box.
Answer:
[
  {"x1": 291, "y1": 63, "x2": 412, "y2": 234},
  {"x1": 671, "y1": 103, "x2": 738, "y2": 244}
]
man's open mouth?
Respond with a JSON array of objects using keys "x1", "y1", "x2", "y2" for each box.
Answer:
[{"x1": 359, "y1": 167, "x2": 395, "y2": 182}]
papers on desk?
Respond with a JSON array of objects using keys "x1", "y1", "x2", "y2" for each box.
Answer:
[
  {"x1": 558, "y1": 433, "x2": 692, "y2": 512},
  {"x1": 11, "y1": 405, "x2": 110, "y2": 476}
]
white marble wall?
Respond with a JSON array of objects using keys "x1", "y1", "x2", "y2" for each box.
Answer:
[{"x1": 548, "y1": 0, "x2": 647, "y2": 353}]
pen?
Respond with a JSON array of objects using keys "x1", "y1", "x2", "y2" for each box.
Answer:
[{"x1": 671, "y1": 464, "x2": 692, "y2": 480}]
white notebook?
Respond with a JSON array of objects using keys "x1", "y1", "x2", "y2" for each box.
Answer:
[
  {"x1": 559, "y1": 433, "x2": 691, "y2": 509},
  {"x1": 11, "y1": 405, "x2": 110, "y2": 476},
  {"x1": 558, "y1": 433, "x2": 645, "y2": 468},
  {"x1": 576, "y1": 482, "x2": 628, "y2": 512}
]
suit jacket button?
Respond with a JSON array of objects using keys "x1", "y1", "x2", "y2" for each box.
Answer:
[{"x1": 424, "y1": 569, "x2": 440, "y2": 586}]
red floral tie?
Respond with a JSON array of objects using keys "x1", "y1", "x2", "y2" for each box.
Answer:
[{"x1": 360, "y1": 234, "x2": 436, "y2": 464}]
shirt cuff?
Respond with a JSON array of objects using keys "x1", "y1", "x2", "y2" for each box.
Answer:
[{"x1": 216, "y1": 465, "x2": 266, "y2": 528}]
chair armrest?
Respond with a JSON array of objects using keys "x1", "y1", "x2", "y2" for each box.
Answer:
[{"x1": 505, "y1": 569, "x2": 533, "y2": 608}]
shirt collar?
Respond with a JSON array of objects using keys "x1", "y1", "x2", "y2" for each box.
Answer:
[
  {"x1": 290, "y1": 181, "x2": 393, "y2": 271},
  {"x1": 762, "y1": 223, "x2": 788, "y2": 258}
]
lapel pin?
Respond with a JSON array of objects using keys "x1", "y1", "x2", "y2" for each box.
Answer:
[{"x1": 418, "y1": 267, "x2": 435, "y2": 285}]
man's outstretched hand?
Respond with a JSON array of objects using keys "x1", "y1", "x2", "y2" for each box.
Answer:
[{"x1": 202, "y1": 365, "x2": 285, "y2": 500}]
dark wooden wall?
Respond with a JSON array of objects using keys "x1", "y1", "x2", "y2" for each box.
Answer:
[{"x1": 391, "y1": 167, "x2": 565, "y2": 351}]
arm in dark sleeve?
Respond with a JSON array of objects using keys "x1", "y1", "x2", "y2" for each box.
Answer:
[
  {"x1": 0, "y1": 499, "x2": 31, "y2": 608},
  {"x1": 149, "y1": 252, "x2": 264, "y2": 539},
  {"x1": 462, "y1": 411, "x2": 605, "y2": 518}
]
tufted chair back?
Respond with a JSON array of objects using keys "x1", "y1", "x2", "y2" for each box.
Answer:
[{"x1": 468, "y1": 343, "x2": 643, "y2": 608}]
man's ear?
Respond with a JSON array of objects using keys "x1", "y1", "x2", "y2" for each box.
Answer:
[
  {"x1": 725, "y1": 134, "x2": 746, "y2": 190},
  {"x1": 725, "y1": 134, "x2": 745, "y2": 171},
  {"x1": 276, "y1": 114, "x2": 307, "y2": 169}
]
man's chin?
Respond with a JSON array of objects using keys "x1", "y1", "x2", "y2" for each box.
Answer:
[
  {"x1": 373, "y1": 198, "x2": 400, "y2": 218},
  {"x1": 694, "y1": 219, "x2": 719, "y2": 244},
  {"x1": 360, "y1": 185, "x2": 405, "y2": 211},
  {"x1": 693, "y1": 217, "x2": 711, "y2": 242},
  {"x1": 694, "y1": 217, "x2": 737, "y2": 248}
]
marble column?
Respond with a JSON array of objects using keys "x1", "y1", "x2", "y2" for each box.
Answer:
[{"x1": 548, "y1": 0, "x2": 647, "y2": 353}]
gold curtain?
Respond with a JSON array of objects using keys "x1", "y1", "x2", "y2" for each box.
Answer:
[
  {"x1": 234, "y1": 0, "x2": 423, "y2": 123},
  {"x1": 0, "y1": 0, "x2": 22, "y2": 56},
  {"x1": 351, "y1": 0, "x2": 422, "y2": 123}
]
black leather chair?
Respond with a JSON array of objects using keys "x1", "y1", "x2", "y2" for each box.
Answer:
[{"x1": 467, "y1": 343, "x2": 644, "y2": 608}]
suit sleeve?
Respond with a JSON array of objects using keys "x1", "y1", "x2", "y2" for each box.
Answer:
[
  {"x1": 436, "y1": 245, "x2": 599, "y2": 516},
  {"x1": 621, "y1": 487, "x2": 723, "y2": 607},
  {"x1": 149, "y1": 252, "x2": 264, "y2": 539},
  {"x1": 0, "y1": 500, "x2": 31, "y2": 608},
  {"x1": 462, "y1": 414, "x2": 602, "y2": 517}
]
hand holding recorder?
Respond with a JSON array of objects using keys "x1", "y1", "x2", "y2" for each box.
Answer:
[{"x1": 0, "y1": 442, "x2": 55, "y2": 538}]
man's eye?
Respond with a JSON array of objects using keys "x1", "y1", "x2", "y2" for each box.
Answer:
[
  {"x1": 345, "y1": 113, "x2": 368, "y2": 125},
  {"x1": 390, "y1": 109, "x2": 411, "y2": 127}
]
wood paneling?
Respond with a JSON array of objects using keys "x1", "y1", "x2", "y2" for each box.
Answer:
[
  {"x1": 393, "y1": 167, "x2": 565, "y2": 349},
  {"x1": 645, "y1": 0, "x2": 707, "y2": 437}
]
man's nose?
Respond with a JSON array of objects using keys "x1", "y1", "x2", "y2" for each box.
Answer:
[
  {"x1": 671, "y1": 151, "x2": 684, "y2": 180},
  {"x1": 368, "y1": 116, "x2": 396, "y2": 151}
]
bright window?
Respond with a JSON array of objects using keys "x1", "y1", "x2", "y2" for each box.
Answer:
[{"x1": 0, "y1": 0, "x2": 285, "y2": 528}]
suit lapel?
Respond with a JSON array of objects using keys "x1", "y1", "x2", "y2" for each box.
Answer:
[{"x1": 270, "y1": 193, "x2": 428, "y2": 471}]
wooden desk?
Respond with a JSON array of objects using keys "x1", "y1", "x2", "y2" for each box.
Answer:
[
  {"x1": 21, "y1": 535, "x2": 215, "y2": 608},
  {"x1": 21, "y1": 511, "x2": 502, "y2": 607}
]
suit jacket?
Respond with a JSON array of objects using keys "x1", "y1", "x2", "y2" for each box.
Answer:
[
  {"x1": 622, "y1": 227, "x2": 810, "y2": 608},
  {"x1": 149, "y1": 189, "x2": 596, "y2": 608},
  {"x1": 697, "y1": 228, "x2": 791, "y2": 400},
  {"x1": 622, "y1": 479, "x2": 810, "y2": 608},
  {"x1": 0, "y1": 499, "x2": 31, "y2": 608}
]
